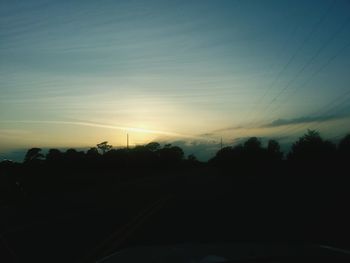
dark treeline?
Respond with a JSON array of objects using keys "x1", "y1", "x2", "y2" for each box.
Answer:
[
  {"x1": 22, "y1": 141, "x2": 188, "y2": 171},
  {"x1": 1, "y1": 130, "x2": 350, "y2": 205},
  {"x1": 2, "y1": 130, "x2": 350, "y2": 253},
  {"x1": 0, "y1": 141, "x2": 193, "y2": 204},
  {"x1": 210, "y1": 130, "x2": 350, "y2": 174},
  {"x1": 3, "y1": 129, "x2": 350, "y2": 169}
]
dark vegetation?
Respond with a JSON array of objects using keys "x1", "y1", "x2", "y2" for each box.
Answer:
[
  {"x1": 1, "y1": 130, "x2": 350, "y2": 262},
  {"x1": 1, "y1": 130, "x2": 350, "y2": 205}
]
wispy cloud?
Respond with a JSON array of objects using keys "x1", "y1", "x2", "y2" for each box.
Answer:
[
  {"x1": 209, "y1": 125, "x2": 244, "y2": 133},
  {"x1": 261, "y1": 115, "x2": 342, "y2": 128},
  {"x1": 207, "y1": 114, "x2": 348, "y2": 134},
  {"x1": 0, "y1": 120, "x2": 203, "y2": 139},
  {"x1": 199, "y1": 114, "x2": 349, "y2": 139}
]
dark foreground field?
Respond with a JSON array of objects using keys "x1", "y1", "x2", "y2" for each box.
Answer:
[{"x1": 1, "y1": 167, "x2": 350, "y2": 262}]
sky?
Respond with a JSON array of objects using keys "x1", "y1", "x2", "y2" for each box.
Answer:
[{"x1": 1, "y1": 0, "x2": 350, "y2": 161}]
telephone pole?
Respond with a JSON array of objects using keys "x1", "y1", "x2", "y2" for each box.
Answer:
[
  {"x1": 127, "y1": 133, "x2": 129, "y2": 149},
  {"x1": 220, "y1": 137, "x2": 223, "y2": 150}
]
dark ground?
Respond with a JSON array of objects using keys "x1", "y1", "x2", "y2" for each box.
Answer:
[{"x1": 1, "y1": 168, "x2": 350, "y2": 262}]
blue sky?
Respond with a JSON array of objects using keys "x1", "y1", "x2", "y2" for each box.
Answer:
[{"x1": 1, "y1": 0, "x2": 350, "y2": 161}]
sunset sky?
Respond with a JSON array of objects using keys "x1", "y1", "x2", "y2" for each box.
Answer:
[{"x1": 1, "y1": 0, "x2": 350, "y2": 160}]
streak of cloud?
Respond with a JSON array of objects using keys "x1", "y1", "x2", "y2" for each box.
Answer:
[
  {"x1": 262, "y1": 115, "x2": 342, "y2": 128},
  {"x1": 0, "y1": 120, "x2": 202, "y2": 139}
]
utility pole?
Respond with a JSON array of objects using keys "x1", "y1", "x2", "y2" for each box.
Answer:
[
  {"x1": 220, "y1": 137, "x2": 223, "y2": 150},
  {"x1": 127, "y1": 133, "x2": 129, "y2": 149}
]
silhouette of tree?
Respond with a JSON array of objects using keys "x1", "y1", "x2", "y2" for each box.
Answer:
[
  {"x1": 65, "y1": 148, "x2": 78, "y2": 157},
  {"x1": 145, "y1": 142, "x2": 161, "y2": 152},
  {"x1": 267, "y1": 139, "x2": 283, "y2": 161},
  {"x1": 158, "y1": 145, "x2": 184, "y2": 166},
  {"x1": 46, "y1": 149, "x2": 63, "y2": 164},
  {"x1": 243, "y1": 137, "x2": 265, "y2": 162},
  {"x1": 231, "y1": 144, "x2": 244, "y2": 159},
  {"x1": 63, "y1": 149, "x2": 85, "y2": 167},
  {"x1": 103, "y1": 148, "x2": 128, "y2": 168},
  {"x1": 187, "y1": 154, "x2": 198, "y2": 162},
  {"x1": 338, "y1": 134, "x2": 350, "y2": 160},
  {"x1": 244, "y1": 137, "x2": 261, "y2": 151},
  {"x1": 215, "y1": 146, "x2": 232, "y2": 156},
  {"x1": 24, "y1": 148, "x2": 44, "y2": 163},
  {"x1": 85, "y1": 147, "x2": 100, "y2": 168},
  {"x1": 186, "y1": 154, "x2": 200, "y2": 167},
  {"x1": 211, "y1": 146, "x2": 233, "y2": 165},
  {"x1": 97, "y1": 141, "x2": 112, "y2": 154},
  {"x1": 127, "y1": 145, "x2": 156, "y2": 168},
  {"x1": 0, "y1": 160, "x2": 24, "y2": 204},
  {"x1": 211, "y1": 137, "x2": 284, "y2": 167},
  {"x1": 288, "y1": 130, "x2": 336, "y2": 161},
  {"x1": 86, "y1": 147, "x2": 99, "y2": 158}
]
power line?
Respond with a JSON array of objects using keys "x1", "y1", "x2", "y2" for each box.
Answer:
[
  {"x1": 233, "y1": 1, "x2": 338, "y2": 140},
  {"x1": 270, "y1": 32, "x2": 350, "y2": 137},
  {"x1": 256, "y1": 0, "x2": 337, "y2": 106},
  {"x1": 241, "y1": 1, "x2": 337, "y2": 128},
  {"x1": 264, "y1": 14, "x2": 350, "y2": 117},
  {"x1": 270, "y1": 38, "x2": 350, "y2": 116},
  {"x1": 245, "y1": 11, "x2": 350, "y2": 138}
]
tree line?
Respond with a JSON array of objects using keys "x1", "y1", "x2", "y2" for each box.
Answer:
[
  {"x1": 1, "y1": 130, "x2": 350, "y2": 170},
  {"x1": 19, "y1": 141, "x2": 187, "y2": 171},
  {"x1": 210, "y1": 130, "x2": 350, "y2": 166},
  {"x1": 1, "y1": 130, "x2": 349, "y2": 204}
]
